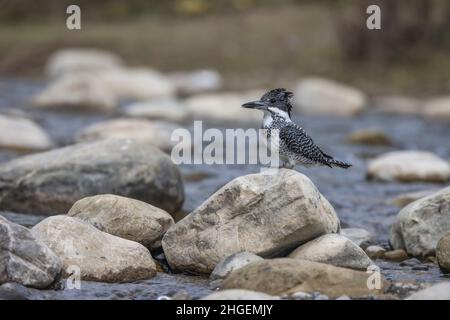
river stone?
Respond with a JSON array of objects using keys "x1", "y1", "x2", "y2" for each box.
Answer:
[
  {"x1": 382, "y1": 249, "x2": 409, "y2": 262},
  {"x1": 201, "y1": 289, "x2": 279, "y2": 300},
  {"x1": 45, "y1": 48, "x2": 123, "y2": 78},
  {"x1": 294, "y1": 78, "x2": 366, "y2": 117},
  {"x1": 365, "y1": 246, "x2": 386, "y2": 259},
  {"x1": 168, "y1": 69, "x2": 222, "y2": 95},
  {"x1": 288, "y1": 234, "x2": 372, "y2": 270},
  {"x1": 0, "y1": 216, "x2": 61, "y2": 288},
  {"x1": 345, "y1": 128, "x2": 392, "y2": 146},
  {"x1": 0, "y1": 114, "x2": 53, "y2": 152},
  {"x1": 31, "y1": 215, "x2": 157, "y2": 282},
  {"x1": 372, "y1": 96, "x2": 423, "y2": 115},
  {"x1": 67, "y1": 194, "x2": 174, "y2": 249},
  {"x1": 124, "y1": 99, "x2": 189, "y2": 123},
  {"x1": 0, "y1": 139, "x2": 184, "y2": 215},
  {"x1": 406, "y1": 282, "x2": 450, "y2": 300},
  {"x1": 390, "y1": 186, "x2": 450, "y2": 256},
  {"x1": 367, "y1": 151, "x2": 450, "y2": 183},
  {"x1": 390, "y1": 189, "x2": 438, "y2": 207},
  {"x1": 75, "y1": 118, "x2": 182, "y2": 152},
  {"x1": 184, "y1": 90, "x2": 263, "y2": 122},
  {"x1": 162, "y1": 169, "x2": 340, "y2": 274},
  {"x1": 221, "y1": 258, "x2": 387, "y2": 298},
  {"x1": 340, "y1": 228, "x2": 373, "y2": 248},
  {"x1": 436, "y1": 231, "x2": 450, "y2": 272},
  {"x1": 423, "y1": 97, "x2": 450, "y2": 122},
  {"x1": 210, "y1": 252, "x2": 263, "y2": 280},
  {"x1": 32, "y1": 72, "x2": 118, "y2": 112}
]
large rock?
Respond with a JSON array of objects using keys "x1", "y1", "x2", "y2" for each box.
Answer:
[
  {"x1": 162, "y1": 169, "x2": 340, "y2": 274},
  {"x1": 288, "y1": 234, "x2": 372, "y2": 270},
  {"x1": 367, "y1": 151, "x2": 450, "y2": 183},
  {"x1": 124, "y1": 99, "x2": 189, "y2": 123},
  {"x1": 436, "y1": 230, "x2": 450, "y2": 272},
  {"x1": 32, "y1": 72, "x2": 117, "y2": 112},
  {"x1": 45, "y1": 48, "x2": 123, "y2": 78},
  {"x1": 221, "y1": 258, "x2": 387, "y2": 298},
  {"x1": 67, "y1": 194, "x2": 174, "y2": 249},
  {"x1": 340, "y1": 228, "x2": 373, "y2": 248},
  {"x1": 0, "y1": 139, "x2": 184, "y2": 215},
  {"x1": 0, "y1": 216, "x2": 61, "y2": 288},
  {"x1": 31, "y1": 215, "x2": 157, "y2": 282},
  {"x1": 294, "y1": 78, "x2": 366, "y2": 117},
  {"x1": 210, "y1": 252, "x2": 263, "y2": 280},
  {"x1": 345, "y1": 128, "x2": 392, "y2": 146},
  {"x1": 390, "y1": 187, "x2": 450, "y2": 256},
  {"x1": 184, "y1": 90, "x2": 263, "y2": 122},
  {"x1": 423, "y1": 97, "x2": 450, "y2": 122},
  {"x1": 75, "y1": 118, "x2": 182, "y2": 152},
  {"x1": 0, "y1": 114, "x2": 53, "y2": 152},
  {"x1": 406, "y1": 282, "x2": 450, "y2": 300},
  {"x1": 372, "y1": 96, "x2": 423, "y2": 115},
  {"x1": 201, "y1": 289, "x2": 279, "y2": 300},
  {"x1": 168, "y1": 69, "x2": 222, "y2": 95}
]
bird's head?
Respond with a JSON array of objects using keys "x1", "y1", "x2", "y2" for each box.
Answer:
[{"x1": 242, "y1": 88, "x2": 294, "y2": 118}]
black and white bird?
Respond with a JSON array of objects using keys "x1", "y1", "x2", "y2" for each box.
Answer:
[{"x1": 242, "y1": 88, "x2": 351, "y2": 169}]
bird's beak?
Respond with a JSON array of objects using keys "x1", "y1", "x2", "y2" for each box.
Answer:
[{"x1": 242, "y1": 100, "x2": 266, "y2": 110}]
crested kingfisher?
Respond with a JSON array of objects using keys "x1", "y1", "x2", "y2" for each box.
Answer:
[{"x1": 242, "y1": 88, "x2": 352, "y2": 169}]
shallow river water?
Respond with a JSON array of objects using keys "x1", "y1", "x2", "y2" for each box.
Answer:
[{"x1": 1, "y1": 78, "x2": 449, "y2": 299}]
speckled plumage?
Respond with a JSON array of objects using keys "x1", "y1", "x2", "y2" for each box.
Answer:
[{"x1": 243, "y1": 88, "x2": 351, "y2": 169}]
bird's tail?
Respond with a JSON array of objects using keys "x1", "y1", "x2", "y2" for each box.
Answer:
[{"x1": 328, "y1": 159, "x2": 352, "y2": 169}]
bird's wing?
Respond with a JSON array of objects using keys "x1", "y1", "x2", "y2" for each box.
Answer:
[{"x1": 279, "y1": 123, "x2": 332, "y2": 166}]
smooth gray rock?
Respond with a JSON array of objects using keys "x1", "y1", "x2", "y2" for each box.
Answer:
[
  {"x1": 0, "y1": 216, "x2": 61, "y2": 288},
  {"x1": 210, "y1": 252, "x2": 263, "y2": 280},
  {"x1": 436, "y1": 230, "x2": 450, "y2": 272},
  {"x1": 340, "y1": 228, "x2": 373, "y2": 248},
  {"x1": 0, "y1": 139, "x2": 184, "y2": 215},
  {"x1": 406, "y1": 282, "x2": 450, "y2": 300}
]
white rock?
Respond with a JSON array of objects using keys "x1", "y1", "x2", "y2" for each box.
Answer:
[
  {"x1": 45, "y1": 48, "x2": 123, "y2": 78},
  {"x1": 390, "y1": 186, "x2": 450, "y2": 256},
  {"x1": 288, "y1": 234, "x2": 372, "y2": 270},
  {"x1": 373, "y1": 96, "x2": 423, "y2": 115},
  {"x1": 423, "y1": 96, "x2": 450, "y2": 121},
  {"x1": 340, "y1": 228, "x2": 373, "y2": 248},
  {"x1": 210, "y1": 252, "x2": 263, "y2": 280},
  {"x1": 294, "y1": 78, "x2": 366, "y2": 117},
  {"x1": 201, "y1": 289, "x2": 279, "y2": 300},
  {"x1": 124, "y1": 99, "x2": 189, "y2": 122},
  {"x1": 169, "y1": 69, "x2": 222, "y2": 95},
  {"x1": 67, "y1": 194, "x2": 174, "y2": 249},
  {"x1": 162, "y1": 169, "x2": 340, "y2": 274},
  {"x1": 368, "y1": 151, "x2": 450, "y2": 183},
  {"x1": 0, "y1": 114, "x2": 53, "y2": 151},
  {"x1": 184, "y1": 90, "x2": 263, "y2": 122},
  {"x1": 75, "y1": 118, "x2": 182, "y2": 152},
  {"x1": 406, "y1": 282, "x2": 450, "y2": 300},
  {"x1": 31, "y1": 216, "x2": 157, "y2": 282}
]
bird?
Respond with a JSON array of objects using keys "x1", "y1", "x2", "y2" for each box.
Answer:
[{"x1": 242, "y1": 88, "x2": 352, "y2": 169}]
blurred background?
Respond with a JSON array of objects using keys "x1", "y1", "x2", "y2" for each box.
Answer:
[{"x1": 0, "y1": 0, "x2": 449, "y2": 95}]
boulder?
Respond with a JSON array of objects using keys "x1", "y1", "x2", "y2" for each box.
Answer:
[
  {"x1": 67, "y1": 194, "x2": 174, "y2": 249},
  {"x1": 406, "y1": 282, "x2": 450, "y2": 300},
  {"x1": 345, "y1": 128, "x2": 392, "y2": 146},
  {"x1": 294, "y1": 78, "x2": 366, "y2": 117},
  {"x1": 372, "y1": 96, "x2": 423, "y2": 115},
  {"x1": 365, "y1": 245, "x2": 386, "y2": 259},
  {"x1": 184, "y1": 90, "x2": 263, "y2": 122},
  {"x1": 75, "y1": 118, "x2": 182, "y2": 152},
  {"x1": 31, "y1": 215, "x2": 157, "y2": 282},
  {"x1": 288, "y1": 234, "x2": 372, "y2": 270},
  {"x1": 0, "y1": 114, "x2": 53, "y2": 152},
  {"x1": 382, "y1": 249, "x2": 409, "y2": 262},
  {"x1": 0, "y1": 139, "x2": 184, "y2": 215},
  {"x1": 0, "y1": 216, "x2": 61, "y2": 288},
  {"x1": 124, "y1": 99, "x2": 189, "y2": 123},
  {"x1": 162, "y1": 169, "x2": 340, "y2": 274},
  {"x1": 168, "y1": 69, "x2": 222, "y2": 95},
  {"x1": 221, "y1": 258, "x2": 387, "y2": 298},
  {"x1": 45, "y1": 48, "x2": 123, "y2": 78},
  {"x1": 367, "y1": 151, "x2": 450, "y2": 183},
  {"x1": 340, "y1": 228, "x2": 373, "y2": 248},
  {"x1": 390, "y1": 187, "x2": 450, "y2": 256},
  {"x1": 210, "y1": 252, "x2": 263, "y2": 280},
  {"x1": 423, "y1": 97, "x2": 450, "y2": 122},
  {"x1": 201, "y1": 289, "x2": 279, "y2": 300},
  {"x1": 436, "y1": 230, "x2": 450, "y2": 272}
]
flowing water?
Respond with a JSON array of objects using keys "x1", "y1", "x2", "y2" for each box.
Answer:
[{"x1": 1, "y1": 77, "x2": 449, "y2": 299}]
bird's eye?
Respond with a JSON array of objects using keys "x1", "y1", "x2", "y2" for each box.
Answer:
[{"x1": 270, "y1": 98, "x2": 276, "y2": 103}]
